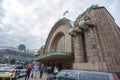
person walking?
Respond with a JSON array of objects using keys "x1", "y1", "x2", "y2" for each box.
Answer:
[
  {"x1": 39, "y1": 64, "x2": 41, "y2": 78},
  {"x1": 40, "y1": 64, "x2": 45, "y2": 78},
  {"x1": 53, "y1": 66, "x2": 59, "y2": 76},
  {"x1": 25, "y1": 64, "x2": 32, "y2": 80},
  {"x1": 47, "y1": 66, "x2": 51, "y2": 74},
  {"x1": 32, "y1": 63, "x2": 39, "y2": 79}
]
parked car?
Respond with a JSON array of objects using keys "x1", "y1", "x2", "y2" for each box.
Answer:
[
  {"x1": 0, "y1": 66, "x2": 12, "y2": 79},
  {"x1": 47, "y1": 70, "x2": 120, "y2": 80},
  {"x1": 13, "y1": 65, "x2": 27, "y2": 78},
  {"x1": 0, "y1": 65, "x2": 27, "y2": 80}
]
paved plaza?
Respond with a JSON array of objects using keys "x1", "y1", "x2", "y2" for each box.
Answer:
[{"x1": 18, "y1": 72, "x2": 50, "y2": 80}]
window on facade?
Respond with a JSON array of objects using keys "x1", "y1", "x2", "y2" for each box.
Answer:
[{"x1": 56, "y1": 36, "x2": 65, "y2": 52}]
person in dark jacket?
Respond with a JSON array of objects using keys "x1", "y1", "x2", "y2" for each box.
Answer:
[{"x1": 40, "y1": 64, "x2": 45, "y2": 78}]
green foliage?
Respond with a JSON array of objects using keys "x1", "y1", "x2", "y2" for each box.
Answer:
[{"x1": 10, "y1": 58, "x2": 16, "y2": 64}]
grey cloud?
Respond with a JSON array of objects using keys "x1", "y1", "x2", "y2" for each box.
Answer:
[
  {"x1": 18, "y1": 0, "x2": 35, "y2": 7},
  {"x1": 107, "y1": 0, "x2": 120, "y2": 27},
  {"x1": 45, "y1": 0, "x2": 64, "y2": 10},
  {"x1": 0, "y1": 0, "x2": 119, "y2": 50},
  {"x1": 0, "y1": 0, "x2": 6, "y2": 23},
  {"x1": 33, "y1": 8, "x2": 51, "y2": 22},
  {"x1": 0, "y1": 26, "x2": 45, "y2": 49}
]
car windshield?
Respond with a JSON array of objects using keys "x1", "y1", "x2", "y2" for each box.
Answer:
[
  {"x1": 79, "y1": 73, "x2": 109, "y2": 80},
  {"x1": 56, "y1": 71, "x2": 67, "y2": 77}
]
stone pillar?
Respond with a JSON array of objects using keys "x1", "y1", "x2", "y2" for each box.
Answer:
[
  {"x1": 69, "y1": 27, "x2": 84, "y2": 63},
  {"x1": 74, "y1": 32, "x2": 84, "y2": 63},
  {"x1": 85, "y1": 27, "x2": 99, "y2": 62},
  {"x1": 79, "y1": 16, "x2": 99, "y2": 63}
]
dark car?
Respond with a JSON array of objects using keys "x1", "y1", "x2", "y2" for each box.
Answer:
[{"x1": 47, "y1": 70, "x2": 119, "y2": 80}]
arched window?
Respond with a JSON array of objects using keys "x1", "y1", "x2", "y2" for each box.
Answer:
[
  {"x1": 56, "y1": 36, "x2": 65, "y2": 51},
  {"x1": 51, "y1": 33, "x2": 65, "y2": 52}
]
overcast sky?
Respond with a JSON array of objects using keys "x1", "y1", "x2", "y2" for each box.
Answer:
[{"x1": 0, "y1": 0, "x2": 120, "y2": 50}]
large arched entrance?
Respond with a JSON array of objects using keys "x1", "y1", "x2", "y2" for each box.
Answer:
[
  {"x1": 47, "y1": 32, "x2": 71, "y2": 70},
  {"x1": 35, "y1": 18, "x2": 74, "y2": 71},
  {"x1": 50, "y1": 32, "x2": 65, "y2": 52}
]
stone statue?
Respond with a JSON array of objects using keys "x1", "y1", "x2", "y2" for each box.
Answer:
[{"x1": 79, "y1": 16, "x2": 95, "y2": 29}]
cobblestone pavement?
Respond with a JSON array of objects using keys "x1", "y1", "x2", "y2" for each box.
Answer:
[{"x1": 18, "y1": 72, "x2": 49, "y2": 80}]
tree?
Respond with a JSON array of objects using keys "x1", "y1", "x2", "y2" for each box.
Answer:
[{"x1": 10, "y1": 58, "x2": 16, "y2": 64}]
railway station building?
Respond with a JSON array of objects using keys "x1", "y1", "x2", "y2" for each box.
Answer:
[{"x1": 35, "y1": 5, "x2": 120, "y2": 72}]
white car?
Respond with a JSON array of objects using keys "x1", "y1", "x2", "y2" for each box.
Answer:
[
  {"x1": 0, "y1": 65, "x2": 27, "y2": 79},
  {"x1": 13, "y1": 65, "x2": 27, "y2": 78}
]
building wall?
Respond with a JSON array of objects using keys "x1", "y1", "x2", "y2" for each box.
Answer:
[
  {"x1": 45, "y1": 21, "x2": 72, "y2": 53},
  {"x1": 72, "y1": 7, "x2": 120, "y2": 72},
  {"x1": 37, "y1": 48, "x2": 44, "y2": 56},
  {"x1": 36, "y1": 7, "x2": 120, "y2": 72},
  {"x1": 0, "y1": 49, "x2": 34, "y2": 63}
]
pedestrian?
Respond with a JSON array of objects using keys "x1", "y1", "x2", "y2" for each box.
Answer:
[
  {"x1": 47, "y1": 66, "x2": 51, "y2": 74},
  {"x1": 53, "y1": 66, "x2": 59, "y2": 76},
  {"x1": 32, "y1": 63, "x2": 39, "y2": 79},
  {"x1": 39, "y1": 64, "x2": 41, "y2": 77},
  {"x1": 25, "y1": 64, "x2": 32, "y2": 80},
  {"x1": 40, "y1": 64, "x2": 45, "y2": 78},
  {"x1": 30, "y1": 64, "x2": 34, "y2": 78}
]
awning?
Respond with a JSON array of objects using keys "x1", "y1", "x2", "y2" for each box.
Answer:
[{"x1": 34, "y1": 51, "x2": 73, "y2": 61}]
